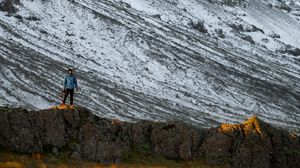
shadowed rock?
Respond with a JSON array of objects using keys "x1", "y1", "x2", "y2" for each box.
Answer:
[
  {"x1": 202, "y1": 116, "x2": 300, "y2": 168},
  {"x1": 0, "y1": 106, "x2": 208, "y2": 164},
  {"x1": 0, "y1": 107, "x2": 299, "y2": 167},
  {"x1": 0, "y1": 0, "x2": 20, "y2": 14}
]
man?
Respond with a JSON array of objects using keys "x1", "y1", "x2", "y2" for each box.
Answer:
[{"x1": 62, "y1": 68, "x2": 78, "y2": 105}]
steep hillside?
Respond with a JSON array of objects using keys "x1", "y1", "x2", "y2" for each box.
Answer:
[{"x1": 0, "y1": 0, "x2": 300, "y2": 131}]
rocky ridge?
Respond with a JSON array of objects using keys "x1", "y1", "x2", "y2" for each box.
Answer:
[
  {"x1": 1, "y1": 0, "x2": 300, "y2": 132},
  {"x1": 0, "y1": 106, "x2": 299, "y2": 168}
]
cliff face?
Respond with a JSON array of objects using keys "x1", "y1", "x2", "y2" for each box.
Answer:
[
  {"x1": 1, "y1": 0, "x2": 300, "y2": 132},
  {"x1": 203, "y1": 116, "x2": 300, "y2": 168},
  {"x1": 0, "y1": 107, "x2": 299, "y2": 168},
  {"x1": 0, "y1": 106, "x2": 207, "y2": 164}
]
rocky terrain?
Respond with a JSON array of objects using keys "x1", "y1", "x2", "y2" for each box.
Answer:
[
  {"x1": 0, "y1": 106, "x2": 299, "y2": 168},
  {"x1": 0, "y1": 0, "x2": 300, "y2": 132}
]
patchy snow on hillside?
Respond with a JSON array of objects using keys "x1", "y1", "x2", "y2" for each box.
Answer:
[{"x1": 0, "y1": 0, "x2": 300, "y2": 132}]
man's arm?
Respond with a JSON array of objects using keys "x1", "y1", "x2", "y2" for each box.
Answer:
[
  {"x1": 74, "y1": 77, "x2": 78, "y2": 90},
  {"x1": 63, "y1": 76, "x2": 67, "y2": 90}
]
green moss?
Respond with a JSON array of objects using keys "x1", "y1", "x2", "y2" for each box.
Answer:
[
  {"x1": 0, "y1": 149, "x2": 98, "y2": 167},
  {"x1": 41, "y1": 143, "x2": 75, "y2": 164},
  {"x1": 140, "y1": 143, "x2": 151, "y2": 151},
  {"x1": 122, "y1": 144, "x2": 226, "y2": 168},
  {"x1": 284, "y1": 146, "x2": 300, "y2": 156},
  {"x1": 0, "y1": 107, "x2": 12, "y2": 112},
  {"x1": 0, "y1": 147, "x2": 228, "y2": 168},
  {"x1": 220, "y1": 156, "x2": 232, "y2": 166},
  {"x1": 122, "y1": 144, "x2": 175, "y2": 166}
]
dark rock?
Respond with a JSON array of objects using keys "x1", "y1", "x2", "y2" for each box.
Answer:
[
  {"x1": 14, "y1": 14, "x2": 22, "y2": 20},
  {"x1": 215, "y1": 29, "x2": 225, "y2": 38},
  {"x1": 25, "y1": 16, "x2": 41, "y2": 21},
  {"x1": 0, "y1": 0, "x2": 20, "y2": 14},
  {"x1": 229, "y1": 24, "x2": 244, "y2": 32},
  {"x1": 251, "y1": 25, "x2": 264, "y2": 34},
  {"x1": 0, "y1": 107, "x2": 206, "y2": 163},
  {"x1": 241, "y1": 35, "x2": 255, "y2": 44},
  {"x1": 286, "y1": 48, "x2": 300, "y2": 56},
  {"x1": 268, "y1": 3, "x2": 273, "y2": 8},
  {"x1": 0, "y1": 107, "x2": 299, "y2": 167},
  {"x1": 202, "y1": 131, "x2": 233, "y2": 165},
  {"x1": 261, "y1": 38, "x2": 269, "y2": 43},
  {"x1": 66, "y1": 31, "x2": 75, "y2": 36},
  {"x1": 230, "y1": 24, "x2": 264, "y2": 34},
  {"x1": 208, "y1": 0, "x2": 245, "y2": 7},
  {"x1": 270, "y1": 33, "x2": 281, "y2": 39},
  {"x1": 152, "y1": 14, "x2": 161, "y2": 19},
  {"x1": 201, "y1": 116, "x2": 300, "y2": 168},
  {"x1": 276, "y1": 4, "x2": 292, "y2": 13},
  {"x1": 150, "y1": 122, "x2": 207, "y2": 160},
  {"x1": 279, "y1": 46, "x2": 300, "y2": 56},
  {"x1": 189, "y1": 20, "x2": 208, "y2": 33}
]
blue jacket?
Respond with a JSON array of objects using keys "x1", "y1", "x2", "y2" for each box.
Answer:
[{"x1": 64, "y1": 74, "x2": 78, "y2": 89}]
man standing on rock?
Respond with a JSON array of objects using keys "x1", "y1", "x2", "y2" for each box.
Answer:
[{"x1": 62, "y1": 68, "x2": 78, "y2": 106}]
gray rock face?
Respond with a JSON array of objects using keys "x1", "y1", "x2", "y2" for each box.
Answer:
[
  {"x1": 0, "y1": 107, "x2": 299, "y2": 167},
  {"x1": 0, "y1": 107, "x2": 207, "y2": 163}
]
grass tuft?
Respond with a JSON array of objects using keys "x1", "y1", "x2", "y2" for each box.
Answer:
[{"x1": 0, "y1": 147, "x2": 225, "y2": 168}]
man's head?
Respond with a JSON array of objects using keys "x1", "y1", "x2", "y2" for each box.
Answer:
[{"x1": 68, "y1": 68, "x2": 73, "y2": 74}]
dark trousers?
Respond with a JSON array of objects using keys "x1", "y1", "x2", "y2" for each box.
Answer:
[{"x1": 62, "y1": 89, "x2": 74, "y2": 105}]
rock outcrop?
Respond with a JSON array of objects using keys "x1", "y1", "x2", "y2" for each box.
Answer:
[
  {"x1": 209, "y1": 0, "x2": 246, "y2": 7},
  {"x1": 0, "y1": 106, "x2": 208, "y2": 164},
  {"x1": 202, "y1": 116, "x2": 300, "y2": 168},
  {"x1": 0, "y1": 107, "x2": 299, "y2": 168},
  {"x1": 0, "y1": 0, "x2": 20, "y2": 14}
]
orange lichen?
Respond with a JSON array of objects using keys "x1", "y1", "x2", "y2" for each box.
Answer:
[
  {"x1": 290, "y1": 132, "x2": 298, "y2": 139},
  {"x1": 218, "y1": 116, "x2": 263, "y2": 136},
  {"x1": 242, "y1": 116, "x2": 262, "y2": 135},
  {"x1": 111, "y1": 119, "x2": 121, "y2": 125},
  {"x1": 51, "y1": 105, "x2": 75, "y2": 110},
  {"x1": 218, "y1": 123, "x2": 240, "y2": 134}
]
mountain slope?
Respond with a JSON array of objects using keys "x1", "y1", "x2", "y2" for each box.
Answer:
[{"x1": 0, "y1": 0, "x2": 300, "y2": 131}]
